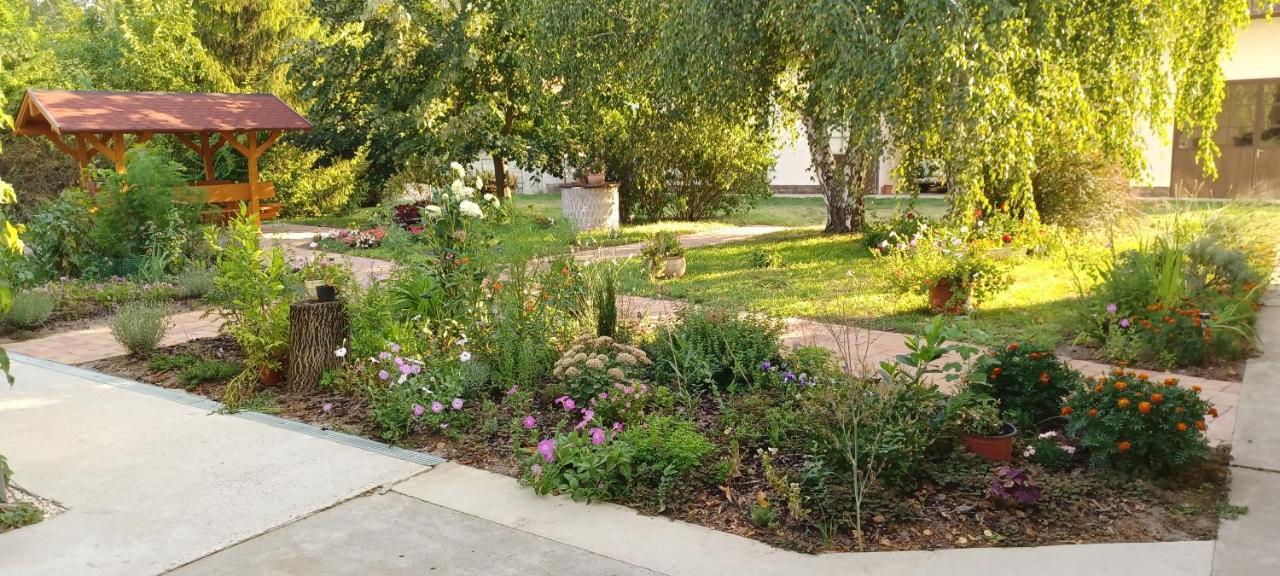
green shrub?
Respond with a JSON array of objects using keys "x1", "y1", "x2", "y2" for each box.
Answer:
[
  {"x1": 1026, "y1": 432, "x2": 1074, "y2": 471},
  {"x1": 0, "y1": 501, "x2": 43, "y2": 530},
  {"x1": 967, "y1": 342, "x2": 1082, "y2": 429},
  {"x1": 147, "y1": 354, "x2": 243, "y2": 389},
  {"x1": 721, "y1": 390, "x2": 802, "y2": 450},
  {"x1": 525, "y1": 429, "x2": 636, "y2": 503},
  {"x1": 602, "y1": 111, "x2": 773, "y2": 222},
  {"x1": 110, "y1": 301, "x2": 171, "y2": 355},
  {"x1": 801, "y1": 378, "x2": 943, "y2": 490},
  {"x1": 552, "y1": 335, "x2": 652, "y2": 403},
  {"x1": 1030, "y1": 146, "x2": 1129, "y2": 229},
  {"x1": 207, "y1": 210, "x2": 293, "y2": 373},
  {"x1": 747, "y1": 246, "x2": 784, "y2": 269},
  {"x1": 1064, "y1": 371, "x2": 1213, "y2": 475},
  {"x1": 593, "y1": 271, "x2": 617, "y2": 338},
  {"x1": 173, "y1": 266, "x2": 217, "y2": 299},
  {"x1": 5, "y1": 290, "x2": 55, "y2": 329},
  {"x1": 90, "y1": 147, "x2": 203, "y2": 269},
  {"x1": 646, "y1": 307, "x2": 782, "y2": 394},
  {"x1": 640, "y1": 231, "x2": 685, "y2": 274},
  {"x1": 261, "y1": 143, "x2": 368, "y2": 218},
  {"x1": 23, "y1": 188, "x2": 95, "y2": 280},
  {"x1": 622, "y1": 415, "x2": 714, "y2": 484}
]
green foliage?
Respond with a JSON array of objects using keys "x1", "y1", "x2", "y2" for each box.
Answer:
[
  {"x1": 747, "y1": 246, "x2": 784, "y2": 269},
  {"x1": 607, "y1": 111, "x2": 775, "y2": 222},
  {"x1": 1027, "y1": 433, "x2": 1074, "y2": 471},
  {"x1": 721, "y1": 391, "x2": 802, "y2": 451},
  {"x1": 943, "y1": 389, "x2": 1004, "y2": 436},
  {"x1": 87, "y1": 148, "x2": 204, "y2": 273},
  {"x1": 967, "y1": 343, "x2": 1082, "y2": 429},
  {"x1": 148, "y1": 354, "x2": 243, "y2": 389},
  {"x1": 639, "y1": 231, "x2": 685, "y2": 274},
  {"x1": 4, "y1": 290, "x2": 54, "y2": 329},
  {"x1": 646, "y1": 307, "x2": 782, "y2": 394},
  {"x1": 593, "y1": 271, "x2": 617, "y2": 338},
  {"x1": 207, "y1": 210, "x2": 293, "y2": 382},
  {"x1": 261, "y1": 143, "x2": 367, "y2": 218},
  {"x1": 656, "y1": 0, "x2": 1247, "y2": 229},
  {"x1": 173, "y1": 265, "x2": 217, "y2": 299},
  {"x1": 1065, "y1": 371, "x2": 1214, "y2": 476},
  {"x1": 109, "y1": 301, "x2": 171, "y2": 355},
  {"x1": 876, "y1": 224, "x2": 1014, "y2": 309},
  {"x1": 0, "y1": 501, "x2": 42, "y2": 530},
  {"x1": 18, "y1": 188, "x2": 92, "y2": 281},
  {"x1": 1031, "y1": 146, "x2": 1130, "y2": 229},
  {"x1": 525, "y1": 430, "x2": 635, "y2": 503},
  {"x1": 552, "y1": 335, "x2": 652, "y2": 403}
]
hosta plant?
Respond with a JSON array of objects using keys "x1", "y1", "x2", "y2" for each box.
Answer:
[{"x1": 1063, "y1": 371, "x2": 1215, "y2": 475}]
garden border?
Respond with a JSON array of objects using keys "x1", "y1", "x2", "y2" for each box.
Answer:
[{"x1": 8, "y1": 352, "x2": 447, "y2": 467}]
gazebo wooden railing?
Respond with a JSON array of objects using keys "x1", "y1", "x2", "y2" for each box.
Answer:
[{"x1": 13, "y1": 89, "x2": 311, "y2": 223}]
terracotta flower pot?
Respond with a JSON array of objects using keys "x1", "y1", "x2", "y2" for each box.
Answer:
[
  {"x1": 259, "y1": 364, "x2": 284, "y2": 386},
  {"x1": 928, "y1": 278, "x2": 966, "y2": 314},
  {"x1": 660, "y1": 255, "x2": 686, "y2": 279},
  {"x1": 586, "y1": 171, "x2": 606, "y2": 186},
  {"x1": 961, "y1": 423, "x2": 1017, "y2": 462}
]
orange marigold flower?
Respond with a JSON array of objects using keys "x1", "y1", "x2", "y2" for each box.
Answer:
[
  {"x1": 1007, "y1": 342, "x2": 1020, "y2": 352},
  {"x1": 1088, "y1": 408, "x2": 1099, "y2": 417},
  {"x1": 1191, "y1": 385, "x2": 1202, "y2": 393},
  {"x1": 1061, "y1": 406, "x2": 1074, "y2": 416},
  {"x1": 991, "y1": 367, "x2": 1003, "y2": 378},
  {"x1": 1209, "y1": 407, "x2": 1219, "y2": 418},
  {"x1": 1114, "y1": 381, "x2": 1127, "y2": 392},
  {"x1": 1163, "y1": 377, "x2": 1177, "y2": 387},
  {"x1": 492, "y1": 281, "x2": 503, "y2": 292},
  {"x1": 1094, "y1": 384, "x2": 1104, "y2": 393},
  {"x1": 1151, "y1": 393, "x2": 1164, "y2": 404},
  {"x1": 1195, "y1": 420, "x2": 1207, "y2": 431},
  {"x1": 1117, "y1": 441, "x2": 1132, "y2": 452},
  {"x1": 1176, "y1": 422, "x2": 1188, "y2": 432},
  {"x1": 1117, "y1": 398, "x2": 1131, "y2": 409},
  {"x1": 1111, "y1": 367, "x2": 1124, "y2": 376},
  {"x1": 1137, "y1": 373, "x2": 1149, "y2": 381},
  {"x1": 1138, "y1": 401, "x2": 1152, "y2": 414},
  {"x1": 1039, "y1": 372, "x2": 1050, "y2": 384}
]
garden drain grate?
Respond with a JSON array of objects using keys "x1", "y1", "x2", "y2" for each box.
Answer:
[{"x1": 9, "y1": 353, "x2": 446, "y2": 467}]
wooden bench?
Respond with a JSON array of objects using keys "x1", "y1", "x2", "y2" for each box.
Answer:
[{"x1": 187, "y1": 181, "x2": 283, "y2": 223}]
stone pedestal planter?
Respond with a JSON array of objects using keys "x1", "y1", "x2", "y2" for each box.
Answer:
[{"x1": 562, "y1": 184, "x2": 620, "y2": 232}]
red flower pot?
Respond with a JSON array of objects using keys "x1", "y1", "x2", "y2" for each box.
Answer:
[
  {"x1": 259, "y1": 364, "x2": 284, "y2": 386},
  {"x1": 961, "y1": 423, "x2": 1017, "y2": 462},
  {"x1": 928, "y1": 279, "x2": 966, "y2": 314}
]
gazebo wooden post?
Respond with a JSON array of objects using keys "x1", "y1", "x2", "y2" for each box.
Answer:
[
  {"x1": 246, "y1": 130, "x2": 261, "y2": 223},
  {"x1": 199, "y1": 133, "x2": 216, "y2": 181}
]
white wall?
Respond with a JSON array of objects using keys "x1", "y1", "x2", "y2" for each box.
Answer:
[
  {"x1": 467, "y1": 158, "x2": 572, "y2": 195},
  {"x1": 770, "y1": 125, "x2": 818, "y2": 187}
]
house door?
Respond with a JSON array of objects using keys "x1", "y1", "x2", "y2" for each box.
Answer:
[{"x1": 1172, "y1": 79, "x2": 1280, "y2": 198}]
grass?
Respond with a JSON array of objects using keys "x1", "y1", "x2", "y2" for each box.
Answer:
[
  {"x1": 284, "y1": 193, "x2": 949, "y2": 265},
  {"x1": 619, "y1": 200, "x2": 1280, "y2": 346}
]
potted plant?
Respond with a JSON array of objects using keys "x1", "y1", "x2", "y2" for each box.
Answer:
[
  {"x1": 946, "y1": 389, "x2": 1017, "y2": 462},
  {"x1": 641, "y1": 231, "x2": 686, "y2": 279},
  {"x1": 584, "y1": 158, "x2": 606, "y2": 186}
]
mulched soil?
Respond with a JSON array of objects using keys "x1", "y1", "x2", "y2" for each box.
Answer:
[
  {"x1": 1058, "y1": 341, "x2": 1247, "y2": 383},
  {"x1": 87, "y1": 340, "x2": 1232, "y2": 554}
]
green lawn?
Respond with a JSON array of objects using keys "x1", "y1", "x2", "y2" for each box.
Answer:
[{"x1": 618, "y1": 201, "x2": 1280, "y2": 346}]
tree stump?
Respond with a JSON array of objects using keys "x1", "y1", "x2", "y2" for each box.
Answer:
[{"x1": 287, "y1": 300, "x2": 348, "y2": 394}]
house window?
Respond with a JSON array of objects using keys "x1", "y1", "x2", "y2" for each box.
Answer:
[{"x1": 1262, "y1": 84, "x2": 1280, "y2": 148}]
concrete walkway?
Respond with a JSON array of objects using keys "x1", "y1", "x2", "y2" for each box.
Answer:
[
  {"x1": 0, "y1": 355, "x2": 426, "y2": 576},
  {"x1": 0, "y1": 349, "x2": 1224, "y2": 576},
  {"x1": 1212, "y1": 287, "x2": 1280, "y2": 575}
]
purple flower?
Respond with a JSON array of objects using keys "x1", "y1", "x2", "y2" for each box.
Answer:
[
  {"x1": 1120, "y1": 318, "x2": 1131, "y2": 329},
  {"x1": 522, "y1": 415, "x2": 537, "y2": 429},
  {"x1": 506, "y1": 385, "x2": 518, "y2": 396},
  {"x1": 390, "y1": 343, "x2": 401, "y2": 353},
  {"x1": 612, "y1": 422, "x2": 624, "y2": 433},
  {"x1": 378, "y1": 370, "x2": 390, "y2": 381},
  {"x1": 451, "y1": 398, "x2": 464, "y2": 410},
  {"x1": 379, "y1": 352, "x2": 392, "y2": 360},
  {"x1": 412, "y1": 404, "x2": 425, "y2": 418},
  {"x1": 321, "y1": 402, "x2": 333, "y2": 413},
  {"x1": 562, "y1": 398, "x2": 576, "y2": 412},
  {"x1": 431, "y1": 401, "x2": 444, "y2": 414},
  {"x1": 1106, "y1": 302, "x2": 1118, "y2": 315},
  {"x1": 761, "y1": 361, "x2": 772, "y2": 372},
  {"x1": 531, "y1": 463, "x2": 543, "y2": 477},
  {"x1": 398, "y1": 363, "x2": 414, "y2": 376},
  {"x1": 598, "y1": 392, "x2": 609, "y2": 400},
  {"x1": 590, "y1": 427, "x2": 606, "y2": 445},
  {"x1": 537, "y1": 438, "x2": 557, "y2": 462},
  {"x1": 783, "y1": 371, "x2": 796, "y2": 382}
]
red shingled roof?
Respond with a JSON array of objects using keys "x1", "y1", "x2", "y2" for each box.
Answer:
[{"x1": 16, "y1": 89, "x2": 311, "y2": 135}]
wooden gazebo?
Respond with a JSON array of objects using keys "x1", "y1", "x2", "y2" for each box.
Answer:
[{"x1": 13, "y1": 89, "x2": 311, "y2": 221}]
